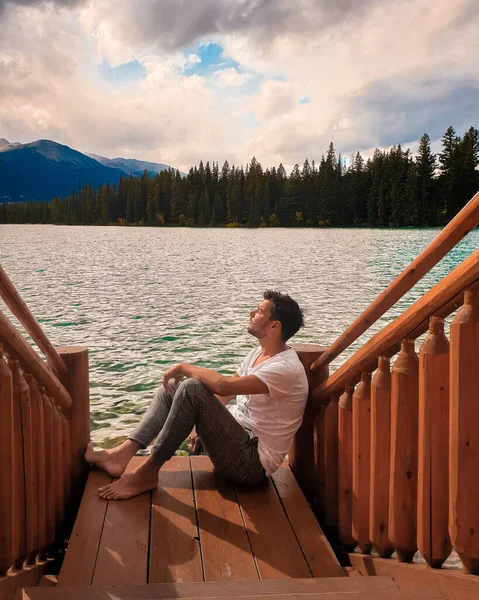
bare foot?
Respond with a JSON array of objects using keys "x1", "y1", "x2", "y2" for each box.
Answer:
[
  {"x1": 98, "y1": 469, "x2": 159, "y2": 500},
  {"x1": 85, "y1": 440, "x2": 140, "y2": 477}
]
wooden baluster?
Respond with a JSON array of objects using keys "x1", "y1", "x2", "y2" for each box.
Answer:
[
  {"x1": 353, "y1": 373, "x2": 372, "y2": 554},
  {"x1": 450, "y1": 287, "x2": 479, "y2": 574},
  {"x1": 59, "y1": 407, "x2": 72, "y2": 514},
  {"x1": 323, "y1": 394, "x2": 339, "y2": 539},
  {"x1": 418, "y1": 316, "x2": 451, "y2": 568},
  {"x1": 52, "y1": 403, "x2": 65, "y2": 541},
  {"x1": 313, "y1": 405, "x2": 326, "y2": 523},
  {"x1": 25, "y1": 374, "x2": 46, "y2": 559},
  {"x1": 39, "y1": 392, "x2": 55, "y2": 556},
  {"x1": 338, "y1": 386, "x2": 355, "y2": 550},
  {"x1": 370, "y1": 356, "x2": 394, "y2": 558},
  {"x1": 0, "y1": 347, "x2": 14, "y2": 575},
  {"x1": 9, "y1": 359, "x2": 27, "y2": 569},
  {"x1": 18, "y1": 371, "x2": 38, "y2": 566},
  {"x1": 389, "y1": 339, "x2": 419, "y2": 563}
]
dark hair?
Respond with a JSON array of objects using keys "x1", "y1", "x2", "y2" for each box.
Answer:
[{"x1": 263, "y1": 290, "x2": 305, "y2": 342}]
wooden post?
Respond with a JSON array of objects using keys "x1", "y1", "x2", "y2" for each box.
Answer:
[
  {"x1": 57, "y1": 346, "x2": 90, "y2": 514},
  {"x1": 370, "y1": 356, "x2": 394, "y2": 558},
  {"x1": 9, "y1": 359, "x2": 27, "y2": 570},
  {"x1": 389, "y1": 339, "x2": 419, "y2": 563},
  {"x1": 323, "y1": 394, "x2": 339, "y2": 539},
  {"x1": 338, "y1": 386, "x2": 355, "y2": 550},
  {"x1": 24, "y1": 375, "x2": 46, "y2": 556},
  {"x1": 290, "y1": 344, "x2": 327, "y2": 502},
  {"x1": 449, "y1": 288, "x2": 479, "y2": 574},
  {"x1": 352, "y1": 373, "x2": 372, "y2": 554},
  {"x1": 418, "y1": 316, "x2": 451, "y2": 568},
  {"x1": 0, "y1": 347, "x2": 14, "y2": 576}
]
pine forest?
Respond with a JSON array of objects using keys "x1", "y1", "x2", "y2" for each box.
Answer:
[{"x1": 1, "y1": 126, "x2": 478, "y2": 228}]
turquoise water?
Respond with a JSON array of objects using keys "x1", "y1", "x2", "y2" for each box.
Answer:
[{"x1": 1, "y1": 225, "x2": 477, "y2": 447}]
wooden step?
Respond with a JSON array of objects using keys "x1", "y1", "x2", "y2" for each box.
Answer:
[
  {"x1": 58, "y1": 457, "x2": 343, "y2": 587},
  {"x1": 22, "y1": 581, "x2": 444, "y2": 600},
  {"x1": 24, "y1": 575, "x2": 397, "y2": 599}
]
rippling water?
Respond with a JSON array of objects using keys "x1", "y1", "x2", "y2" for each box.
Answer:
[{"x1": 1, "y1": 225, "x2": 477, "y2": 449}]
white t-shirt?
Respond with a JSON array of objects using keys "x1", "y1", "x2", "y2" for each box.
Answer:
[{"x1": 228, "y1": 346, "x2": 309, "y2": 477}]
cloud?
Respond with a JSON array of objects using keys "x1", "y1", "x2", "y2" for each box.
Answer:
[
  {"x1": 212, "y1": 67, "x2": 251, "y2": 88},
  {"x1": 0, "y1": 0, "x2": 84, "y2": 15},
  {"x1": 0, "y1": 0, "x2": 478, "y2": 172}
]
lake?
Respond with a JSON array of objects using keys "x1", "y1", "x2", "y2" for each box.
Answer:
[{"x1": 1, "y1": 224, "x2": 477, "y2": 448}]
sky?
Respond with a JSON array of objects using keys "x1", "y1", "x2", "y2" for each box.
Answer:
[{"x1": 1, "y1": 0, "x2": 478, "y2": 172}]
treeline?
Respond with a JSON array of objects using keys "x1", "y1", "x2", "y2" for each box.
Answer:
[{"x1": 1, "y1": 125, "x2": 478, "y2": 228}]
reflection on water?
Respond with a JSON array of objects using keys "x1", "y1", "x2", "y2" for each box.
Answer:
[{"x1": 1, "y1": 225, "x2": 477, "y2": 446}]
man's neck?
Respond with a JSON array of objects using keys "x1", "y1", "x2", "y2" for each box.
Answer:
[{"x1": 258, "y1": 338, "x2": 288, "y2": 359}]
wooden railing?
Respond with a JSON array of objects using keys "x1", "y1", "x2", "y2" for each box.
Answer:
[
  {"x1": 290, "y1": 191, "x2": 479, "y2": 580},
  {"x1": 0, "y1": 267, "x2": 89, "y2": 582}
]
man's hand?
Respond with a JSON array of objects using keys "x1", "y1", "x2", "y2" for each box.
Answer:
[
  {"x1": 189, "y1": 426, "x2": 201, "y2": 453},
  {"x1": 163, "y1": 363, "x2": 186, "y2": 393}
]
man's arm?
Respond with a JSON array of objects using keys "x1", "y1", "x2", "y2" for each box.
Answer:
[{"x1": 163, "y1": 363, "x2": 268, "y2": 397}]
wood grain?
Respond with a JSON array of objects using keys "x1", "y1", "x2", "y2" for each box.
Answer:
[{"x1": 149, "y1": 456, "x2": 203, "y2": 583}]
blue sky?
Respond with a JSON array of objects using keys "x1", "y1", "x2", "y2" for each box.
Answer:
[{"x1": 0, "y1": 0, "x2": 478, "y2": 171}]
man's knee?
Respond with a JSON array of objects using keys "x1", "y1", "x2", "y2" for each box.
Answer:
[
  {"x1": 177, "y1": 378, "x2": 212, "y2": 402},
  {"x1": 177, "y1": 377, "x2": 202, "y2": 396}
]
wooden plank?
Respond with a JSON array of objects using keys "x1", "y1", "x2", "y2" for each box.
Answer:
[
  {"x1": 350, "y1": 554, "x2": 479, "y2": 600},
  {"x1": 23, "y1": 591, "x2": 444, "y2": 600},
  {"x1": 92, "y1": 456, "x2": 150, "y2": 586},
  {"x1": 312, "y1": 248, "x2": 479, "y2": 404},
  {"x1": 56, "y1": 469, "x2": 111, "y2": 587},
  {"x1": 310, "y1": 190, "x2": 479, "y2": 373},
  {"x1": 22, "y1": 575, "x2": 399, "y2": 600},
  {"x1": 235, "y1": 478, "x2": 311, "y2": 579},
  {"x1": 271, "y1": 463, "x2": 343, "y2": 578},
  {"x1": 149, "y1": 457, "x2": 202, "y2": 584},
  {"x1": 191, "y1": 456, "x2": 257, "y2": 582}
]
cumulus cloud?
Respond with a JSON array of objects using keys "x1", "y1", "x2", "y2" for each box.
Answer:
[
  {"x1": 1, "y1": 0, "x2": 478, "y2": 171},
  {"x1": 212, "y1": 67, "x2": 251, "y2": 88}
]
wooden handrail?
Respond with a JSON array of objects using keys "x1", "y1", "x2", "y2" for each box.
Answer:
[
  {"x1": 0, "y1": 308, "x2": 72, "y2": 408},
  {"x1": 310, "y1": 191, "x2": 479, "y2": 373},
  {"x1": 0, "y1": 265, "x2": 67, "y2": 375},
  {"x1": 311, "y1": 248, "x2": 479, "y2": 405}
]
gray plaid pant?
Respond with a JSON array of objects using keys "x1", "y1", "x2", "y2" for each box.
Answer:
[{"x1": 129, "y1": 378, "x2": 267, "y2": 485}]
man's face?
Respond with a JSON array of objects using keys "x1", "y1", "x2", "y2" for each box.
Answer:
[{"x1": 247, "y1": 299, "x2": 275, "y2": 339}]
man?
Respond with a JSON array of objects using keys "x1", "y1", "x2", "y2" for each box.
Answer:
[{"x1": 85, "y1": 290, "x2": 308, "y2": 500}]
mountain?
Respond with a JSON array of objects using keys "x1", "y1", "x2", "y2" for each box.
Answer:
[
  {"x1": 86, "y1": 153, "x2": 174, "y2": 177},
  {"x1": 0, "y1": 139, "x2": 127, "y2": 202},
  {"x1": 0, "y1": 138, "x2": 181, "y2": 203}
]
